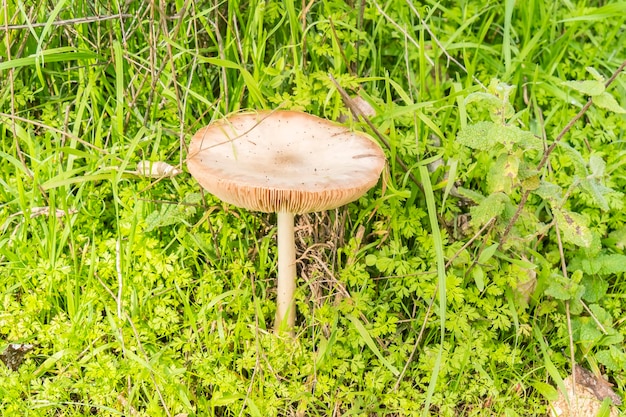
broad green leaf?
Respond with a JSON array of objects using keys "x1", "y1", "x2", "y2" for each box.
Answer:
[
  {"x1": 478, "y1": 243, "x2": 499, "y2": 264},
  {"x1": 600, "y1": 331, "x2": 624, "y2": 347},
  {"x1": 464, "y1": 90, "x2": 514, "y2": 121},
  {"x1": 456, "y1": 187, "x2": 486, "y2": 203},
  {"x1": 522, "y1": 175, "x2": 541, "y2": 191},
  {"x1": 596, "y1": 399, "x2": 613, "y2": 417},
  {"x1": 532, "y1": 181, "x2": 563, "y2": 202},
  {"x1": 470, "y1": 192, "x2": 509, "y2": 227},
  {"x1": 458, "y1": 122, "x2": 542, "y2": 152},
  {"x1": 581, "y1": 275, "x2": 609, "y2": 302},
  {"x1": 545, "y1": 274, "x2": 584, "y2": 302},
  {"x1": 473, "y1": 265, "x2": 485, "y2": 292},
  {"x1": 593, "y1": 92, "x2": 626, "y2": 114},
  {"x1": 606, "y1": 227, "x2": 626, "y2": 250},
  {"x1": 516, "y1": 132, "x2": 544, "y2": 152},
  {"x1": 580, "y1": 178, "x2": 611, "y2": 211},
  {"x1": 504, "y1": 154, "x2": 520, "y2": 179},
  {"x1": 531, "y1": 382, "x2": 559, "y2": 401},
  {"x1": 554, "y1": 208, "x2": 593, "y2": 247},
  {"x1": 586, "y1": 66, "x2": 605, "y2": 82},
  {"x1": 595, "y1": 254, "x2": 626, "y2": 274},
  {"x1": 588, "y1": 154, "x2": 606, "y2": 177},
  {"x1": 488, "y1": 154, "x2": 516, "y2": 193},
  {"x1": 544, "y1": 279, "x2": 570, "y2": 300},
  {"x1": 589, "y1": 304, "x2": 612, "y2": 324},
  {"x1": 144, "y1": 193, "x2": 200, "y2": 232},
  {"x1": 365, "y1": 254, "x2": 377, "y2": 266},
  {"x1": 572, "y1": 254, "x2": 626, "y2": 275},
  {"x1": 562, "y1": 80, "x2": 605, "y2": 96},
  {"x1": 464, "y1": 92, "x2": 502, "y2": 108},
  {"x1": 558, "y1": 142, "x2": 588, "y2": 176},
  {"x1": 573, "y1": 317, "x2": 603, "y2": 343},
  {"x1": 457, "y1": 121, "x2": 500, "y2": 151},
  {"x1": 596, "y1": 346, "x2": 626, "y2": 372}
]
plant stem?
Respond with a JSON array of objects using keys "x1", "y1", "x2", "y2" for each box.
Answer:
[
  {"x1": 499, "y1": 59, "x2": 626, "y2": 248},
  {"x1": 275, "y1": 211, "x2": 296, "y2": 332}
]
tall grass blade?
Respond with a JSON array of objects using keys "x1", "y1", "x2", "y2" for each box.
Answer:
[
  {"x1": 347, "y1": 314, "x2": 400, "y2": 376},
  {"x1": 113, "y1": 40, "x2": 124, "y2": 137},
  {"x1": 418, "y1": 165, "x2": 447, "y2": 417}
]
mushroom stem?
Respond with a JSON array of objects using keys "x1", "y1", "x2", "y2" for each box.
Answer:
[{"x1": 275, "y1": 211, "x2": 296, "y2": 332}]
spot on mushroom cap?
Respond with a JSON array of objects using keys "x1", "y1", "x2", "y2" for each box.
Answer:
[{"x1": 187, "y1": 110, "x2": 386, "y2": 214}]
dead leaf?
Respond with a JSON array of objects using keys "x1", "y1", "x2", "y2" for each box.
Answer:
[
  {"x1": 1, "y1": 343, "x2": 34, "y2": 371},
  {"x1": 337, "y1": 95, "x2": 376, "y2": 123},
  {"x1": 551, "y1": 365, "x2": 620, "y2": 417},
  {"x1": 136, "y1": 161, "x2": 182, "y2": 178}
]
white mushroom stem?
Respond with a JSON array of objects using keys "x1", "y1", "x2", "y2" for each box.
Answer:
[{"x1": 275, "y1": 211, "x2": 296, "y2": 331}]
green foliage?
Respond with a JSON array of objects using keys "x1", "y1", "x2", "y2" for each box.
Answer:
[{"x1": 1, "y1": 0, "x2": 625, "y2": 416}]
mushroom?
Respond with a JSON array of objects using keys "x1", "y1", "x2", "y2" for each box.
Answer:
[{"x1": 187, "y1": 110, "x2": 385, "y2": 332}]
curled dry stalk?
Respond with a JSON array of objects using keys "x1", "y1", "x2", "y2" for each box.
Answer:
[{"x1": 498, "y1": 59, "x2": 626, "y2": 249}]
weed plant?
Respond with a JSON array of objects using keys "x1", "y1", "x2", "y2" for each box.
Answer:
[{"x1": 1, "y1": 0, "x2": 625, "y2": 416}]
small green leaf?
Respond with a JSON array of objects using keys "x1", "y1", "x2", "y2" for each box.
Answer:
[
  {"x1": 589, "y1": 255, "x2": 626, "y2": 275},
  {"x1": 554, "y1": 208, "x2": 593, "y2": 248},
  {"x1": 588, "y1": 154, "x2": 606, "y2": 177},
  {"x1": 596, "y1": 346, "x2": 626, "y2": 372},
  {"x1": 457, "y1": 121, "x2": 499, "y2": 151},
  {"x1": 581, "y1": 275, "x2": 609, "y2": 302},
  {"x1": 593, "y1": 92, "x2": 626, "y2": 113},
  {"x1": 521, "y1": 175, "x2": 540, "y2": 191},
  {"x1": 469, "y1": 192, "x2": 509, "y2": 227},
  {"x1": 600, "y1": 331, "x2": 624, "y2": 346},
  {"x1": 473, "y1": 265, "x2": 485, "y2": 292},
  {"x1": 456, "y1": 122, "x2": 541, "y2": 152},
  {"x1": 575, "y1": 318, "x2": 603, "y2": 343},
  {"x1": 504, "y1": 154, "x2": 520, "y2": 179},
  {"x1": 488, "y1": 154, "x2": 516, "y2": 193},
  {"x1": 531, "y1": 382, "x2": 559, "y2": 401},
  {"x1": 606, "y1": 227, "x2": 626, "y2": 250},
  {"x1": 545, "y1": 274, "x2": 584, "y2": 302},
  {"x1": 545, "y1": 278, "x2": 571, "y2": 300},
  {"x1": 532, "y1": 181, "x2": 563, "y2": 202},
  {"x1": 563, "y1": 80, "x2": 605, "y2": 96},
  {"x1": 558, "y1": 142, "x2": 588, "y2": 176},
  {"x1": 365, "y1": 254, "x2": 377, "y2": 266},
  {"x1": 478, "y1": 243, "x2": 499, "y2": 264},
  {"x1": 586, "y1": 67, "x2": 605, "y2": 82},
  {"x1": 456, "y1": 187, "x2": 486, "y2": 203},
  {"x1": 580, "y1": 178, "x2": 611, "y2": 211},
  {"x1": 464, "y1": 92, "x2": 503, "y2": 109}
]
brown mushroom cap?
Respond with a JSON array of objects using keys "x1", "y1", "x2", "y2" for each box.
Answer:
[{"x1": 187, "y1": 110, "x2": 385, "y2": 214}]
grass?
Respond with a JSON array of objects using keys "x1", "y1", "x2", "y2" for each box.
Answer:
[{"x1": 1, "y1": 0, "x2": 626, "y2": 416}]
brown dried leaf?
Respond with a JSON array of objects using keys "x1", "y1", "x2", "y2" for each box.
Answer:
[
  {"x1": 136, "y1": 160, "x2": 183, "y2": 178},
  {"x1": 337, "y1": 95, "x2": 376, "y2": 123},
  {"x1": 1, "y1": 343, "x2": 34, "y2": 371},
  {"x1": 551, "y1": 365, "x2": 620, "y2": 417}
]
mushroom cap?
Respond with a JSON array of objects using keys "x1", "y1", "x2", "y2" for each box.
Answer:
[{"x1": 187, "y1": 110, "x2": 385, "y2": 214}]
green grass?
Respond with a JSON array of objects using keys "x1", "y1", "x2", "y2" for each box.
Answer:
[{"x1": 1, "y1": 0, "x2": 626, "y2": 416}]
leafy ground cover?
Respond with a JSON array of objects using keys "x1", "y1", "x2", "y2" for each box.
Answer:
[{"x1": 1, "y1": 0, "x2": 625, "y2": 415}]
